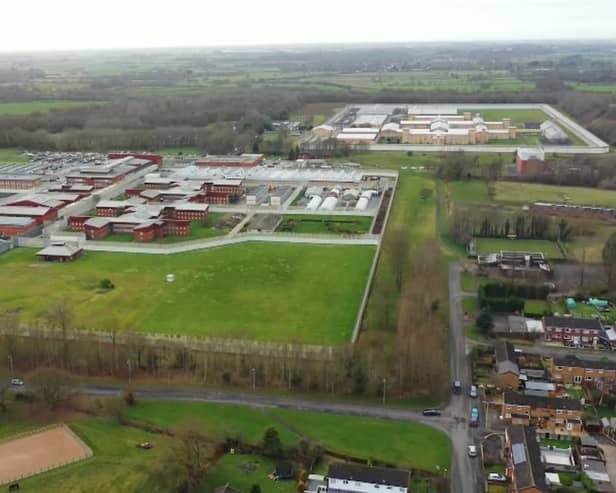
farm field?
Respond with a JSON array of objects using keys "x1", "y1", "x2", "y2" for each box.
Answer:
[
  {"x1": 277, "y1": 215, "x2": 373, "y2": 234},
  {"x1": 0, "y1": 100, "x2": 100, "y2": 115},
  {"x1": 494, "y1": 182, "x2": 616, "y2": 207},
  {"x1": 571, "y1": 82, "x2": 616, "y2": 94},
  {"x1": 475, "y1": 238, "x2": 564, "y2": 259},
  {"x1": 0, "y1": 243, "x2": 375, "y2": 344},
  {"x1": 125, "y1": 400, "x2": 451, "y2": 472}
]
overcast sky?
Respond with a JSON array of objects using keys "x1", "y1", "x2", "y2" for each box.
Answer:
[{"x1": 2, "y1": 0, "x2": 615, "y2": 52}]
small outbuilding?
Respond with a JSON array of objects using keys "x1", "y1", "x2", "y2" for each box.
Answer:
[{"x1": 37, "y1": 242, "x2": 83, "y2": 262}]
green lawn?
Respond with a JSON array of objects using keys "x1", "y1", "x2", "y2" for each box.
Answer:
[
  {"x1": 0, "y1": 100, "x2": 100, "y2": 115},
  {"x1": 463, "y1": 297, "x2": 478, "y2": 314},
  {"x1": 0, "y1": 243, "x2": 375, "y2": 344},
  {"x1": 464, "y1": 109, "x2": 548, "y2": 125},
  {"x1": 460, "y1": 271, "x2": 474, "y2": 292},
  {"x1": 202, "y1": 454, "x2": 295, "y2": 493},
  {"x1": 541, "y1": 438, "x2": 574, "y2": 449},
  {"x1": 476, "y1": 238, "x2": 564, "y2": 259},
  {"x1": 0, "y1": 148, "x2": 28, "y2": 163},
  {"x1": 524, "y1": 300, "x2": 550, "y2": 315},
  {"x1": 155, "y1": 147, "x2": 202, "y2": 156},
  {"x1": 494, "y1": 182, "x2": 616, "y2": 207},
  {"x1": 277, "y1": 215, "x2": 373, "y2": 235},
  {"x1": 448, "y1": 181, "x2": 490, "y2": 204},
  {"x1": 124, "y1": 400, "x2": 450, "y2": 472},
  {"x1": 571, "y1": 82, "x2": 616, "y2": 94}
]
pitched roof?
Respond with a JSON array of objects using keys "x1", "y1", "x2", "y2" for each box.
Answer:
[
  {"x1": 327, "y1": 463, "x2": 410, "y2": 488},
  {"x1": 495, "y1": 341, "x2": 520, "y2": 376},
  {"x1": 554, "y1": 355, "x2": 616, "y2": 371},
  {"x1": 37, "y1": 242, "x2": 82, "y2": 258},
  {"x1": 504, "y1": 391, "x2": 582, "y2": 411},
  {"x1": 507, "y1": 425, "x2": 546, "y2": 492},
  {"x1": 543, "y1": 316, "x2": 603, "y2": 331}
]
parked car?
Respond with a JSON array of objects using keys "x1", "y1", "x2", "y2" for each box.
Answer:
[
  {"x1": 10, "y1": 378, "x2": 24, "y2": 387},
  {"x1": 487, "y1": 473, "x2": 507, "y2": 483},
  {"x1": 422, "y1": 409, "x2": 441, "y2": 417},
  {"x1": 453, "y1": 381, "x2": 462, "y2": 394},
  {"x1": 467, "y1": 445, "x2": 478, "y2": 457},
  {"x1": 470, "y1": 406, "x2": 480, "y2": 427},
  {"x1": 469, "y1": 384, "x2": 478, "y2": 398}
]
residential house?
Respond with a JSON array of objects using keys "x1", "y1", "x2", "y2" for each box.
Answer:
[
  {"x1": 327, "y1": 463, "x2": 410, "y2": 493},
  {"x1": 549, "y1": 355, "x2": 616, "y2": 388},
  {"x1": 502, "y1": 392, "x2": 583, "y2": 438},
  {"x1": 505, "y1": 425, "x2": 547, "y2": 493},
  {"x1": 543, "y1": 316, "x2": 606, "y2": 347},
  {"x1": 495, "y1": 341, "x2": 521, "y2": 389}
]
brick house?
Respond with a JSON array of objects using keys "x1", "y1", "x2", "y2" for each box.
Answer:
[
  {"x1": 505, "y1": 425, "x2": 547, "y2": 493},
  {"x1": 542, "y1": 316, "x2": 606, "y2": 346},
  {"x1": 502, "y1": 392, "x2": 583, "y2": 438},
  {"x1": 495, "y1": 341, "x2": 521, "y2": 390},
  {"x1": 549, "y1": 355, "x2": 616, "y2": 388}
]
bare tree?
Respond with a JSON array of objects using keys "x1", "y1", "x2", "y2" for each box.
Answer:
[
  {"x1": 389, "y1": 228, "x2": 410, "y2": 293},
  {"x1": 45, "y1": 299, "x2": 75, "y2": 368},
  {"x1": 30, "y1": 368, "x2": 73, "y2": 410}
]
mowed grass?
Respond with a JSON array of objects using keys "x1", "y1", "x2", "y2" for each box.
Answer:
[
  {"x1": 448, "y1": 180, "x2": 490, "y2": 204},
  {"x1": 0, "y1": 243, "x2": 375, "y2": 344},
  {"x1": 476, "y1": 238, "x2": 564, "y2": 259},
  {"x1": 0, "y1": 100, "x2": 100, "y2": 115},
  {"x1": 277, "y1": 215, "x2": 373, "y2": 235},
  {"x1": 464, "y1": 108, "x2": 548, "y2": 125},
  {"x1": 0, "y1": 148, "x2": 28, "y2": 163},
  {"x1": 495, "y1": 182, "x2": 616, "y2": 207},
  {"x1": 125, "y1": 400, "x2": 451, "y2": 472},
  {"x1": 571, "y1": 82, "x2": 616, "y2": 94}
]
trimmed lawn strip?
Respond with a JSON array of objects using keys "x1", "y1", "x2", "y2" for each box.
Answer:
[
  {"x1": 475, "y1": 238, "x2": 564, "y2": 259},
  {"x1": 277, "y1": 215, "x2": 373, "y2": 235},
  {"x1": 0, "y1": 243, "x2": 374, "y2": 344},
  {"x1": 495, "y1": 182, "x2": 616, "y2": 208}
]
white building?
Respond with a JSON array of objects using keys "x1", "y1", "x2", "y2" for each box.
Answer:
[{"x1": 327, "y1": 463, "x2": 409, "y2": 493}]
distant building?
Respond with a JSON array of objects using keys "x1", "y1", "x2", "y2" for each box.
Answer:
[
  {"x1": 0, "y1": 205, "x2": 58, "y2": 225},
  {"x1": 531, "y1": 202, "x2": 616, "y2": 222},
  {"x1": 495, "y1": 341, "x2": 521, "y2": 389},
  {"x1": 327, "y1": 463, "x2": 410, "y2": 493},
  {"x1": 66, "y1": 156, "x2": 156, "y2": 189},
  {"x1": 542, "y1": 316, "x2": 606, "y2": 346},
  {"x1": 36, "y1": 241, "x2": 83, "y2": 262},
  {"x1": 516, "y1": 148, "x2": 545, "y2": 175},
  {"x1": 540, "y1": 121, "x2": 568, "y2": 144},
  {"x1": 505, "y1": 426, "x2": 547, "y2": 493},
  {"x1": 0, "y1": 216, "x2": 38, "y2": 237},
  {"x1": 311, "y1": 124, "x2": 336, "y2": 138},
  {"x1": 549, "y1": 355, "x2": 616, "y2": 387},
  {"x1": 0, "y1": 174, "x2": 43, "y2": 190},
  {"x1": 195, "y1": 154, "x2": 264, "y2": 168}
]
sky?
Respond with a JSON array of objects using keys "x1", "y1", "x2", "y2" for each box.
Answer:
[{"x1": 2, "y1": 0, "x2": 616, "y2": 52}]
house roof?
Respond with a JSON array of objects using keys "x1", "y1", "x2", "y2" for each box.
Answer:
[
  {"x1": 554, "y1": 355, "x2": 616, "y2": 371},
  {"x1": 504, "y1": 391, "x2": 582, "y2": 411},
  {"x1": 37, "y1": 242, "x2": 82, "y2": 258},
  {"x1": 0, "y1": 206, "x2": 51, "y2": 216},
  {"x1": 0, "y1": 216, "x2": 35, "y2": 227},
  {"x1": 85, "y1": 217, "x2": 111, "y2": 228},
  {"x1": 495, "y1": 341, "x2": 520, "y2": 376},
  {"x1": 327, "y1": 463, "x2": 410, "y2": 487},
  {"x1": 543, "y1": 316, "x2": 603, "y2": 331},
  {"x1": 507, "y1": 425, "x2": 546, "y2": 492}
]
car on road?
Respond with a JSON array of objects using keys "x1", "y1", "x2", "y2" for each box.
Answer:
[
  {"x1": 453, "y1": 381, "x2": 462, "y2": 394},
  {"x1": 487, "y1": 473, "x2": 507, "y2": 483},
  {"x1": 467, "y1": 445, "x2": 478, "y2": 457},
  {"x1": 470, "y1": 406, "x2": 480, "y2": 427},
  {"x1": 10, "y1": 378, "x2": 24, "y2": 387},
  {"x1": 422, "y1": 409, "x2": 441, "y2": 417},
  {"x1": 469, "y1": 384, "x2": 478, "y2": 398}
]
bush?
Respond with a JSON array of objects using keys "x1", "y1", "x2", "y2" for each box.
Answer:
[
  {"x1": 122, "y1": 388, "x2": 136, "y2": 407},
  {"x1": 99, "y1": 278, "x2": 115, "y2": 290}
]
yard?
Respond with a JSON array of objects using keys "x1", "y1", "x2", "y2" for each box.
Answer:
[
  {"x1": 494, "y1": 182, "x2": 616, "y2": 208},
  {"x1": 475, "y1": 238, "x2": 564, "y2": 259},
  {"x1": 0, "y1": 243, "x2": 375, "y2": 344},
  {"x1": 276, "y1": 215, "x2": 373, "y2": 235},
  {"x1": 464, "y1": 108, "x2": 548, "y2": 125},
  {"x1": 124, "y1": 400, "x2": 451, "y2": 472}
]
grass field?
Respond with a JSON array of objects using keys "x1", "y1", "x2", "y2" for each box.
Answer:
[
  {"x1": 571, "y1": 82, "x2": 616, "y2": 94},
  {"x1": 277, "y1": 215, "x2": 373, "y2": 235},
  {"x1": 464, "y1": 108, "x2": 548, "y2": 125},
  {"x1": 494, "y1": 182, "x2": 616, "y2": 207},
  {"x1": 291, "y1": 102, "x2": 343, "y2": 126},
  {"x1": 0, "y1": 148, "x2": 28, "y2": 163},
  {"x1": 476, "y1": 238, "x2": 564, "y2": 259},
  {"x1": 155, "y1": 147, "x2": 202, "y2": 156},
  {"x1": 460, "y1": 271, "x2": 474, "y2": 292},
  {"x1": 524, "y1": 300, "x2": 550, "y2": 314},
  {"x1": 448, "y1": 180, "x2": 490, "y2": 204},
  {"x1": 125, "y1": 400, "x2": 451, "y2": 472},
  {"x1": 0, "y1": 100, "x2": 100, "y2": 115},
  {"x1": 0, "y1": 243, "x2": 375, "y2": 344}
]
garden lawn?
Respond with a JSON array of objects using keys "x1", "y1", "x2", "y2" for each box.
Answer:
[
  {"x1": 202, "y1": 454, "x2": 295, "y2": 493},
  {"x1": 0, "y1": 243, "x2": 375, "y2": 344},
  {"x1": 463, "y1": 297, "x2": 478, "y2": 314},
  {"x1": 476, "y1": 238, "x2": 564, "y2": 259},
  {"x1": 461, "y1": 271, "x2": 474, "y2": 292},
  {"x1": 277, "y1": 215, "x2": 373, "y2": 235},
  {"x1": 524, "y1": 300, "x2": 550, "y2": 315},
  {"x1": 494, "y1": 182, "x2": 616, "y2": 208},
  {"x1": 269, "y1": 408, "x2": 451, "y2": 472}
]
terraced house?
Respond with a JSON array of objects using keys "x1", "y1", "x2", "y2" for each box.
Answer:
[
  {"x1": 549, "y1": 355, "x2": 616, "y2": 388},
  {"x1": 502, "y1": 392, "x2": 583, "y2": 439}
]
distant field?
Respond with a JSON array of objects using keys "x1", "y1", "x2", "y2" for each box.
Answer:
[
  {"x1": 448, "y1": 180, "x2": 490, "y2": 204},
  {"x1": 277, "y1": 215, "x2": 373, "y2": 235},
  {"x1": 0, "y1": 243, "x2": 374, "y2": 344},
  {"x1": 292, "y1": 102, "x2": 343, "y2": 125},
  {"x1": 155, "y1": 147, "x2": 202, "y2": 156},
  {"x1": 0, "y1": 100, "x2": 100, "y2": 115},
  {"x1": 464, "y1": 108, "x2": 548, "y2": 125},
  {"x1": 571, "y1": 82, "x2": 616, "y2": 94},
  {"x1": 476, "y1": 238, "x2": 564, "y2": 259},
  {"x1": 0, "y1": 148, "x2": 28, "y2": 163},
  {"x1": 494, "y1": 182, "x2": 616, "y2": 207},
  {"x1": 346, "y1": 151, "x2": 507, "y2": 170}
]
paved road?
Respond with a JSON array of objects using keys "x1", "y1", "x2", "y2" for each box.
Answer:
[{"x1": 448, "y1": 263, "x2": 483, "y2": 493}]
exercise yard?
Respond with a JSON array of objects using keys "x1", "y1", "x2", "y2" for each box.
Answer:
[{"x1": 0, "y1": 243, "x2": 375, "y2": 344}]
